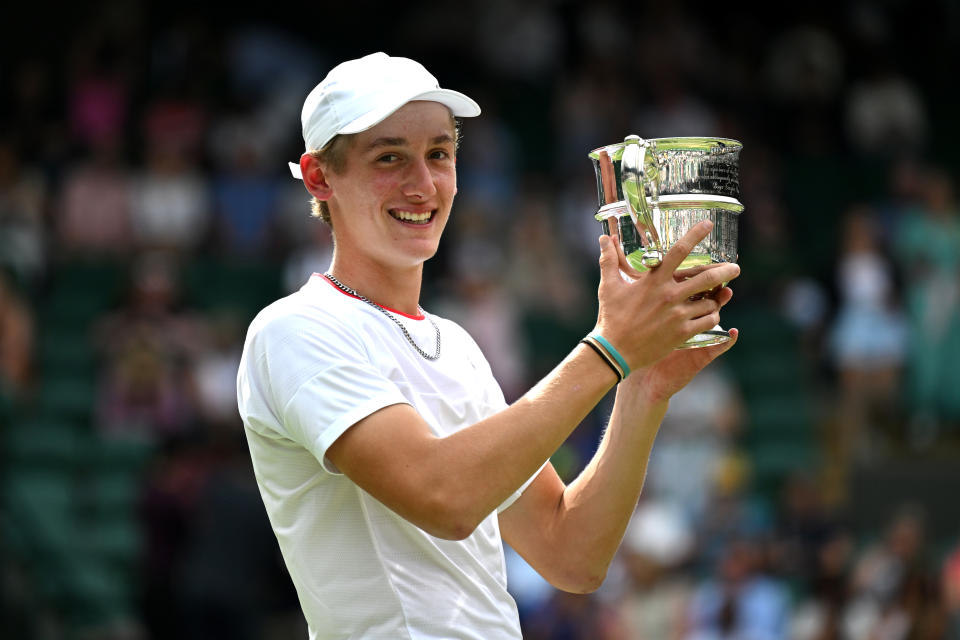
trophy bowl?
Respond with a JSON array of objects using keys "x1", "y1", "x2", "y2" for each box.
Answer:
[
  {"x1": 589, "y1": 136, "x2": 743, "y2": 348},
  {"x1": 590, "y1": 136, "x2": 742, "y2": 204}
]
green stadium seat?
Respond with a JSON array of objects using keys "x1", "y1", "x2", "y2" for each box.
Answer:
[
  {"x1": 745, "y1": 394, "x2": 814, "y2": 441},
  {"x1": 38, "y1": 327, "x2": 97, "y2": 373},
  {"x1": 183, "y1": 258, "x2": 282, "y2": 315},
  {"x1": 77, "y1": 514, "x2": 141, "y2": 562},
  {"x1": 749, "y1": 441, "x2": 820, "y2": 494},
  {"x1": 36, "y1": 375, "x2": 97, "y2": 421},
  {"x1": 3, "y1": 469, "x2": 77, "y2": 558},
  {"x1": 80, "y1": 434, "x2": 155, "y2": 471},
  {"x1": 55, "y1": 555, "x2": 136, "y2": 629},
  {"x1": 75, "y1": 469, "x2": 141, "y2": 519},
  {"x1": 3, "y1": 417, "x2": 87, "y2": 469}
]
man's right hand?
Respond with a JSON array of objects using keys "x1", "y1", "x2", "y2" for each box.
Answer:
[{"x1": 592, "y1": 220, "x2": 740, "y2": 371}]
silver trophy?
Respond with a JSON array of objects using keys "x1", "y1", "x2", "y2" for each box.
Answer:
[{"x1": 589, "y1": 136, "x2": 743, "y2": 348}]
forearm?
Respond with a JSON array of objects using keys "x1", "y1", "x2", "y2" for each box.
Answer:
[
  {"x1": 431, "y1": 344, "x2": 619, "y2": 531},
  {"x1": 544, "y1": 379, "x2": 668, "y2": 579}
]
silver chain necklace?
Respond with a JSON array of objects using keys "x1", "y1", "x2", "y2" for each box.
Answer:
[{"x1": 324, "y1": 273, "x2": 441, "y2": 361}]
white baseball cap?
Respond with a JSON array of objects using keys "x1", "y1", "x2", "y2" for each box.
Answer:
[{"x1": 289, "y1": 52, "x2": 481, "y2": 179}]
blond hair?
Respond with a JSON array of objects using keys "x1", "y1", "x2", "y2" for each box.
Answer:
[{"x1": 308, "y1": 134, "x2": 356, "y2": 226}]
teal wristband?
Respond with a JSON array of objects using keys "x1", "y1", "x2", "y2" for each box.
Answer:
[{"x1": 587, "y1": 333, "x2": 631, "y2": 378}]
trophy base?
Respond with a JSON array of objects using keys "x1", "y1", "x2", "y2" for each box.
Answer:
[{"x1": 680, "y1": 326, "x2": 731, "y2": 349}]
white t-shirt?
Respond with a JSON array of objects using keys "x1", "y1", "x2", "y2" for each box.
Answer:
[{"x1": 237, "y1": 274, "x2": 535, "y2": 639}]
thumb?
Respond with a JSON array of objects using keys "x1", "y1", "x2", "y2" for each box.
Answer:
[{"x1": 598, "y1": 235, "x2": 619, "y2": 282}]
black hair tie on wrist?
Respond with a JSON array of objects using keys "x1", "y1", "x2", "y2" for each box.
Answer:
[{"x1": 580, "y1": 338, "x2": 624, "y2": 383}]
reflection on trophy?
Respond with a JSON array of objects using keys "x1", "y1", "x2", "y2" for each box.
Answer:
[{"x1": 589, "y1": 136, "x2": 744, "y2": 348}]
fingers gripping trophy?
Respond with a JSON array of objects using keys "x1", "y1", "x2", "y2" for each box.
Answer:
[{"x1": 589, "y1": 136, "x2": 744, "y2": 348}]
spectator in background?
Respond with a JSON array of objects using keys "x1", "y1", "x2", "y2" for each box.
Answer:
[
  {"x1": 438, "y1": 273, "x2": 529, "y2": 402},
  {"x1": 522, "y1": 588, "x2": 623, "y2": 640},
  {"x1": 0, "y1": 269, "x2": 35, "y2": 398},
  {"x1": 3, "y1": 58, "x2": 63, "y2": 168},
  {"x1": 436, "y1": 197, "x2": 530, "y2": 401},
  {"x1": 763, "y1": 25, "x2": 845, "y2": 155},
  {"x1": 553, "y1": 66, "x2": 631, "y2": 179},
  {"x1": 633, "y1": 70, "x2": 719, "y2": 139},
  {"x1": 139, "y1": 437, "x2": 210, "y2": 638},
  {"x1": 0, "y1": 138, "x2": 46, "y2": 286},
  {"x1": 66, "y1": 34, "x2": 131, "y2": 153},
  {"x1": 503, "y1": 187, "x2": 594, "y2": 381},
  {"x1": 735, "y1": 148, "x2": 797, "y2": 305},
  {"x1": 827, "y1": 204, "x2": 907, "y2": 461},
  {"x1": 875, "y1": 158, "x2": 925, "y2": 245},
  {"x1": 94, "y1": 252, "x2": 206, "y2": 441},
  {"x1": 943, "y1": 542, "x2": 960, "y2": 639},
  {"x1": 694, "y1": 453, "x2": 772, "y2": 575},
  {"x1": 280, "y1": 218, "x2": 335, "y2": 295},
  {"x1": 474, "y1": 0, "x2": 563, "y2": 82},
  {"x1": 770, "y1": 473, "x2": 845, "y2": 589},
  {"x1": 897, "y1": 168, "x2": 960, "y2": 444},
  {"x1": 209, "y1": 114, "x2": 283, "y2": 256},
  {"x1": 273, "y1": 163, "x2": 338, "y2": 293},
  {"x1": 788, "y1": 527, "x2": 855, "y2": 640},
  {"x1": 644, "y1": 361, "x2": 744, "y2": 525},
  {"x1": 844, "y1": 58, "x2": 927, "y2": 157},
  {"x1": 176, "y1": 434, "x2": 297, "y2": 640},
  {"x1": 616, "y1": 495, "x2": 696, "y2": 640},
  {"x1": 190, "y1": 309, "x2": 245, "y2": 432},
  {"x1": 96, "y1": 340, "x2": 192, "y2": 439},
  {"x1": 60, "y1": 25, "x2": 137, "y2": 256},
  {"x1": 57, "y1": 137, "x2": 132, "y2": 258},
  {"x1": 129, "y1": 100, "x2": 211, "y2": 253},
  {"x1": 844, "y1": 505, "x2": 941, "y2": 640},
  {"x1": 684, "y1": 537, "x2": 790, "y2": 640},
  {"x1": 454, "y1": 102, "x2": 520, "y2": 214}
]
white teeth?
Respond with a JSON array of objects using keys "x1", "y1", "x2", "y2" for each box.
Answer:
[{"x1": 391, "y1": 210, "x2": 432, "y2": 223}]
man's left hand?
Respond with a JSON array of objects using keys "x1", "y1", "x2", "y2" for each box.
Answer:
[{"x1": 622, "y1": 319, "x2": 738, "y2": 406}]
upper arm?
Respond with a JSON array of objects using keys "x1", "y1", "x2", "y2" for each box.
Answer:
[
  {"x1": 325, "y1": 402, "x2": 455, "y2": 534},
  {"x1": 326, "y1": 401, "x2": 507, "y2": 541},
  {"x1": 325, "y1": 402, "x2": 552, "y2": 541}
]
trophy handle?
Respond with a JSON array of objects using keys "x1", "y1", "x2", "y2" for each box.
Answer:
[{"x1": 621, "y1": 135, "x2": 663, "y2": 268}]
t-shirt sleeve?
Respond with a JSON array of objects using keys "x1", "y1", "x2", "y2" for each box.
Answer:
[{"x1": 252, "y1": 312, "x2": 409, "y2": 474}]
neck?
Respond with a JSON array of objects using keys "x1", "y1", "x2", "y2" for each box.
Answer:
[{"x1": 327, "y1": 254, "x2": 424, "y2": 316}]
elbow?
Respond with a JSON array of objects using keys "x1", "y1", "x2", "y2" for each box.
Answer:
[
  {"x1": 416, "y1": 489, "x2": 485, "y2": 541},
  {"x1": 559, "y1": 568, "x2": 607, "y2": 594},
  {"x1": 546, "y1": 558, "x2": 609, "y2": 594}
]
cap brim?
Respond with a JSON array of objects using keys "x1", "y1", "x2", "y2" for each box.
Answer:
[
  {"x1": 411, "y1": 88, "x2": 482, "y2": 118},
  {"x1": 338, "y1": 87, "x2": 481, "y2": 136}
]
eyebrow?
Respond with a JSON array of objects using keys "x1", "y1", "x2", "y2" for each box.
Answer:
[{"x1": 363, "y1": 134, "x2": 455, "y2": 151}]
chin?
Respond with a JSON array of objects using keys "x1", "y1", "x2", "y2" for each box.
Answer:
[{"x1": 385, "y1": 243, "x2": 442, "y2": 269}]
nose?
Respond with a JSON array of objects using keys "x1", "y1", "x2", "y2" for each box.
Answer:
[{"x1": 402, "y1": 157, "x2": 438, "y2": 201}]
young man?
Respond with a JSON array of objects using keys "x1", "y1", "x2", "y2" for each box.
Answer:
[{"x1": 237, "y1": 52, "x2": 740, "y2": 639}]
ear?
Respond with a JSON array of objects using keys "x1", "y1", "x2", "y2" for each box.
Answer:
[{"x1": 300, "y1": 153, "x2": 334, "y2": 201}]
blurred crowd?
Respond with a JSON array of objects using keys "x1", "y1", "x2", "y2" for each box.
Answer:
[{"x1": 2, "y1": 1, "x2": 960, "y2": 639}]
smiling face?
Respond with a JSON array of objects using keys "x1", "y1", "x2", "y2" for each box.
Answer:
[{"x1": 313, "y1": 101, "x2": 459, "y2": 274}]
